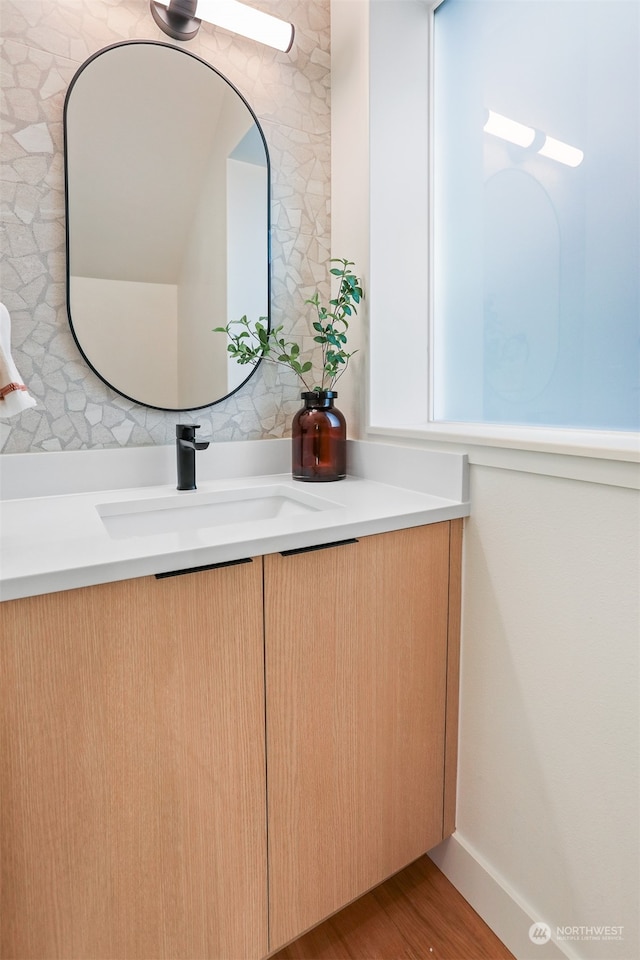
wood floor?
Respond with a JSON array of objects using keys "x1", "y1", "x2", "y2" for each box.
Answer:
[{"x1": 271, "y1": 855, "x2": 514, "y2": 960}]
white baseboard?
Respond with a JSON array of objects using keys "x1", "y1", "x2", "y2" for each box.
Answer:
[{"x1": 428, "y1": 833, "x2": 575, "y2": 960}]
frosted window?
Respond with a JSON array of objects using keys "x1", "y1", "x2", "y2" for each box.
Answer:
[{"x1": 432, "y1": 0, "x2": 639, "y2": 431}]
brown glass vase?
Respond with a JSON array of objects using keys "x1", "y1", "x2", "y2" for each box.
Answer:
[{"x1": 292, "y1": 391, "x2": 346, "y2": 482}]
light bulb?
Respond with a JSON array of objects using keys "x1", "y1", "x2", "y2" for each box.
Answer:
[
  {"x1": 483, "y1": 110, "x2": 536, "y2": 148},
  {"x1": 537, "y1": 135, "x2": 584, "y2": 168}
]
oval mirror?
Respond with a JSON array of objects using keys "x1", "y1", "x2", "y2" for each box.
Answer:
[{"x1": 64, "y1": 40, "x2": 270, "y2": 411}]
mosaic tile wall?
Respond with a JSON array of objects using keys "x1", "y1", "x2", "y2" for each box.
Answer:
[{"x1": 0, "y1": 0, "x2": 330, "y2": 452}]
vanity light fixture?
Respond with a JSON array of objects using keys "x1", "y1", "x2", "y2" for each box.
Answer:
[
  {"x1": 150, "y1": 0, "x2": 294, "y2": 52},
  {"x1": 483, "y1": 109, "x2": 584, "y2": 168}
]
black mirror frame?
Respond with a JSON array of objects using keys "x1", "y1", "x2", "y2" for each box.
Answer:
[{"x1": 63, "y1": 39, "x2": 271, "y2": 412}]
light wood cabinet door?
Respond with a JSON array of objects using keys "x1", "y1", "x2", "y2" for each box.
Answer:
[
  {"x1": 264, "y1": 523, "x2": 459, "y2": 951},
  {"x1": 0, "y1": 562, "x2": 267, "y2": 960}
]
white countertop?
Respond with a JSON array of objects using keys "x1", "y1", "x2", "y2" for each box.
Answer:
[{"x1": 0, "y1": 439, "x2": 469, "y2": 601}]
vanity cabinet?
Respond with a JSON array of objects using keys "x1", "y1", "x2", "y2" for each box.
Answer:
[
  {"x1": 0, "y1": 521, "x2": 462, "y2": 960},
  {"x1": 0, "y1": 561, "x2": 268, "y2": 960},
  {"x1": 264, "y1": 522, "x2": 462, "y2": 950}
]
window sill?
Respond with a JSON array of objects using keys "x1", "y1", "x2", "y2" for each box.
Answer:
[{"x1": 366, "y1": 422, "x2": 640, "y2": 489}]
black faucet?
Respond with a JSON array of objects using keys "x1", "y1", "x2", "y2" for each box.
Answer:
[{"x1": 176, "y1": 424, "x2": 210, "y2": 491}]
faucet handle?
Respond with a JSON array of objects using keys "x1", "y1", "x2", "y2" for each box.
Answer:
[
  {"x1": 176, "y1": 423, "x2": 210, "y2": 451},
  {"x1": 176, "y1": 423, "x2": 198, "y2": 441}
]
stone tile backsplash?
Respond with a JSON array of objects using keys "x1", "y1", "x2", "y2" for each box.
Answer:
[{"x1": 0, "y1": 0, "x2": 330, "y2": 453}]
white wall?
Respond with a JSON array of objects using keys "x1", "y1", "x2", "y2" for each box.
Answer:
[
  {"x1": 177, "y1": 103, "x2": 252, "y2": 408},
  {"x1": 227, "y1": 158, "x2": 269, "y2": 393},
  {"x1": 69, "y1": 276, "x2": 179, "y2": 408},
  {"x1": 367, "y1": 0, "x2": 430, "y2": 428},
  {"x1": 331, "y1": 2, "x2": 640, "y2": 958},
  {"x1": 331, "y1": 0, "x2": 370, "y2": 436},
  {"x1": 434, "y1": 465, "x2": 639, "y2": 960}
]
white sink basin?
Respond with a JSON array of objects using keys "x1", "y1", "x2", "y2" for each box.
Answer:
[{"x1": 97, "y1": 485, "x2": 338, "y2": 539}]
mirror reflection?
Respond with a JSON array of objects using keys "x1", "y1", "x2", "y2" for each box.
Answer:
[{"x1": 65, "y1": 41, "x2": 269, "y2": 411}]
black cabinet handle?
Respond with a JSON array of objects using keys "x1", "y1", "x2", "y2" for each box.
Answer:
[
  {"x1": 155, "y1": 558, "x2": 253, "y2": 579},
  {"x1": 280, "y1": 538, "x2": 358, "y2": 557}
]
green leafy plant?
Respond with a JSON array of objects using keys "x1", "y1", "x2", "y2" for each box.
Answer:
[{"x1": 214, "y1": 258, "x2": 362, "y2": 393}]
